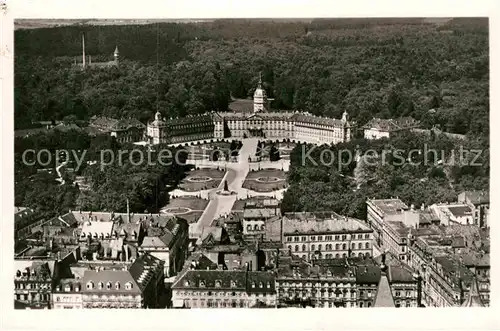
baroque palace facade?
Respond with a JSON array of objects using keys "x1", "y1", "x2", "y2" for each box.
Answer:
[{"x1": 146, "y1": 76, "x2": 352, "y2": 145}]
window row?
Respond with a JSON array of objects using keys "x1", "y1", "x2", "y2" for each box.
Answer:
[
  {"x1": 287, "y1": 234, "x2": 371, "y2": 242},
  {"x1": 86, "y1": 281, "x2": 133, "y2": 290},
  {"x1": 246, "y1": 224, "x2": 265, "y2": 231},
  {"x1": 288, "y1": 242, "x2": 370, "y2": 252}
]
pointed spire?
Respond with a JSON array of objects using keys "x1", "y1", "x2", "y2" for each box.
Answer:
[
  {"x1": 258, "y1": 71, "x2": 262, "y2": 88},
  {"x1": 114, "y1": 45, "x2": 119, "y2": 56},
  {"x1": 373, "y1": 251, "x2": 395, "y2": 307}
]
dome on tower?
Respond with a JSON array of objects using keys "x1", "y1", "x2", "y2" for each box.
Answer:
[
  {"x1": 253, "y1": 85, "x2": 267, "y2": 98},
  {"x1": 155, "y1": 111, "x2": 162, "y2": 121}
]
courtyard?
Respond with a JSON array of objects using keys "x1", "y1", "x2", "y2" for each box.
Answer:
[{"x1": 179, "y1": 167, "x2": 225, "y2": 192}]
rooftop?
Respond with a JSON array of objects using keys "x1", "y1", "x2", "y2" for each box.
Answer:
[
  {"x1": 459, "y1": 191, "x2": 489, "y2": 205},
  {"x1": 368, "y1": 198, "x2": 408, "y2": 215},
  {"x1": 363, "y1": 117, "x2": 419, "y2": 132},
  {"x1": 81, "y1": 253, "x2": 163, "y2": 294},
  {"x1": 172, "y1": 270, "x2": 276, "y2": 294},
  {"x1": 278, "y1": 212, "x2": 371, "y2": 235}
]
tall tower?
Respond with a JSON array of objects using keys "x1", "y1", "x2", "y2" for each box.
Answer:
[
  {"x1": 253, "y1": 72, "x2": 268, "y2": 113},
  {"x1": 114, "y1": 45, "x2": 120, "y2": 64},
  {"x1": 82, "y1": 33, "x2": 86, "y2": 68}
]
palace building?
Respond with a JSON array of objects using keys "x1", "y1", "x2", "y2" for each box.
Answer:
[{"x1": 146, "y1": 76, "x2": 353, "y2": 145}]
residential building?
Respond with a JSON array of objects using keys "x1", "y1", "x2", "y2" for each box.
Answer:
[
  {"x1": 52, "y1": 279, "x2": 83, "y2": 309},
  {"x1": 81, "y1": 253, "x2": 164, "y2": 308},
  {"x1": 363, "y1": 117, "x2": 420, "y2": 140},
  {"x1": 139, "y1": 217, "x2": 189, "y2": 278},
  {"x1": 146, "y1": 77, "x2": 352, "y2": 146},
  {"x1": 407, "y1": 233, "x2": 478, "y2": 307},
  {"x1": 88, "y1": 116, "x2": 146, "y2": 143},
  {"x1": 15, "y1": 207, "x2": 44, "y2": 240},
  {"x1": 276, "y1": 254, "x2": 358, "y2": 308},
  {"x1": 171, "y1": 269, "x2": 276, "y2": 308},
  {"x1": 265, "y1": 212, "x2": 373, "y2": 261},
  {"x1": 429, "y1": 203, "x2": 474, "y2": 226},
  {"x1": 366, "y1": 198, "x2": 420, "y2": 262},
  {"x1": 242, "y1": 199, "x2": 281, "y2": 239},
  {"x1": 14, "y1": 259, "x2": 58, "y2": 309}
]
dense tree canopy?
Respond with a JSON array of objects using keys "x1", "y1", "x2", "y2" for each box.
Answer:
[{"x1": 281, "y1": 131, "x2": 489, "y2": 219}]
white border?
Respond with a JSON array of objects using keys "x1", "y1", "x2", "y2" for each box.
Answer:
[{"x1": 1, "y1": 1, "x2": 499, "y2": 330}]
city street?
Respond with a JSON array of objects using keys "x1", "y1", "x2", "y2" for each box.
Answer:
[{"x1": 191, "y1": 138, "x2": 258, "y2": 237}]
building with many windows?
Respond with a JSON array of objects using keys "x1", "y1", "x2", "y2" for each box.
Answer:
[
  {"x1": 366, "y1": 198, "x2": 421, "y2": 262},
  {"x1": 457, "y1": 190, "x2": 489, "y2": 228},
  {"x1": 242, "y1": 199, "x2": 281, "y2": 239},
  {"x1": 146, "y1": 77, "x2": 353, "y2": 146},
  {"x1": 81, "y1": 253, "x2": 164, "y2": 309},
  {"x1": 265, "y1": 212, "x2": 373, "y2": 261},
  {"x1": 52, "y1": 279, "x2": 83, "y2": 309},
  {"x1": 14, "y1": 260, "x2": 58, "y2": 309}
]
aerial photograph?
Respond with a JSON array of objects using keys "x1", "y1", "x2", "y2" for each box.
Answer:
[{"x1": 13, "y1": 17, "x2": 489, "y2": 309}]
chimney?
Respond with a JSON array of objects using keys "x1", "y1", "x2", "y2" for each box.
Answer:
[
  {"x1": 127, "y1": 198, "x2": 130, "y2": 223},
  {"x1": 124, "y1": 245, "x2": 129, "y2": 262},
  {"x1": 414, "y1": 272, "x2": 423, "y2": 307},
  {"x1": 82, "y1": 33, "x2": 86, "y2": 68}
]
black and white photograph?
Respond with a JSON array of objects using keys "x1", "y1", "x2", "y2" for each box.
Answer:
[{"x1": 1, "y1": 0, "x2": 498, "y2": 330}]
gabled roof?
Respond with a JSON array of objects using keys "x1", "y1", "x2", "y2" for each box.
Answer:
[
  {"x1": 363, "y1": 117, "x2": 419, "y2": 132},
  {"x1": 82, "y1": 253, "x2": 163, "y2": 294},
  {"x1": 461, "y1": 277, "x2": 485, "y2": 307}
]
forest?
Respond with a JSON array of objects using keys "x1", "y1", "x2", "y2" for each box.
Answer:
[{"x1": 14, "y1": 17, "x2": 489, "y2": 219}]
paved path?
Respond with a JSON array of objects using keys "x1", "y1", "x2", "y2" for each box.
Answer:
[{"x1": 190, "y1": 139, "x2": 258, "y2": 238}]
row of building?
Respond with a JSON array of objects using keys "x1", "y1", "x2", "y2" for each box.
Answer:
[
  {"x1": 14, "y1": 189, "x2": 488, "y2": 309},
  {"x1": 365, "y1": 191, "x2": 490, "y2": 307}
]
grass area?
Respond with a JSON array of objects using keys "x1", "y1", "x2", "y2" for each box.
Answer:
[
  {"x1": 165, "y1": 197, "x2": 209, "y2": 211},
  {"x1": 179, "y1": 168, "x2": 225, "y2": 191},
  {"x1": 243, "y1": 169, "x2": 287, "y2": 192},
  {"x1": 161, "y1": 197, "x2": 208, "y2": 224}
]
